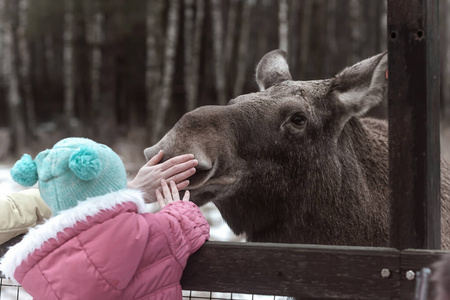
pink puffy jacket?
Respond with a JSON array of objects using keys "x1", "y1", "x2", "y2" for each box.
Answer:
[{"x1": 0, "y1": 189, "x2": 210, "y2": 300}]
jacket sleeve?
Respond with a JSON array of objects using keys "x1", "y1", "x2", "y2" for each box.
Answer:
[
  {"x1": 155, "y1": 201, "x2": 209, "y2": 265},
  {"x1": 0, "y1": 189, "x2": 52, "y2": 245}
]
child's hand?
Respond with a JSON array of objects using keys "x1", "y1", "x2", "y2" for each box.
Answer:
[
  {"x1": 127, "y1": 150, "x2": 197, "y2": 203},
  {"x1": 156, "y1": 179, "x2": 190, "y2": 208}
]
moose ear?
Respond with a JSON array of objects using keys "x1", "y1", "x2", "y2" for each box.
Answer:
[
  {"x1": 256, "y1": 49, "x2": 292, "y2": 91},
  {"x1": 331, "y1": 51, "x2": 388, "y2": 117}
]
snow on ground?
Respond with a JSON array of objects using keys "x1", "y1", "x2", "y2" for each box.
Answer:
[{"x1": 0, "y1": 164, "x2": 29, "y2": 197}]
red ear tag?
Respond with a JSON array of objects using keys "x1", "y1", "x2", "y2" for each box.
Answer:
[{"x1": 385, "y1": 69, "x2": 388, "y2": 79}]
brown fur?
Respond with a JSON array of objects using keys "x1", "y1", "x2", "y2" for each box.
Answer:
[{"x1": 145, "y1": 50, "x2": 450, "y2": 248}]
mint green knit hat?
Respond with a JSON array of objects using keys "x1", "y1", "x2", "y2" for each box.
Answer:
[{"x1": 10, "y1": 138, "x2": 127, "y2": 215}]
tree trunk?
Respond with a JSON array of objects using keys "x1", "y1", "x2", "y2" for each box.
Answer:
[
  {"x1": 210, "y1": 0, "x2": 227, "y2": 105},
  {"x1": 44, "y1": 34, "x2": 56, "y2": 82},
  {"x1": 87, "y1": 0, "x2": 103, "y2": 135},
  {"x1": 299, "y1": 0, "x2": 313, "y2": 79},
  {"x1": 98, "y1": 1, "x2": 121, "y2": 145},
  {"x1": 349, "y1": 0, "x2": 363, "y2": 62},
  {"x1": 288, "y1": 0, "x2": 301, "y2": 77},
  {"x1": 63, "y1": 0, "x2": 75, "y2": 134},
  {"x1": 188, "y1": 0, "x2": 205, "y2": 111},
  {"x1": 325, "y1": 0, "x2": 338, "y2": 76},
  {"x1": 363, "y1": 0, "x2": 376, "y2": 58},
  {"x1": 4, "y1": 0, "x2": 25, "y2": 153},
  {"x1": 18, "y1": 0, "x2": 35, "y2": 139},
  {"x1": 255, "y1": 0, "x2": 269, "y2": 68},
  {"x1": 183, "y1": 0, "x2": 195, "y2": 111},
  {"x1": 224, "y1": 0, "x2": 238, "y2": 73},
  {"x1": 151, "y1": 0, "x2": 180, "y2": 143},
  {"x1": 232, "y1": 0, "x2": 254, "y2": 97},
  {"x1": 379, "y1": 0, "x2": 387, "y2": 52},
  {"x1": 278, "y1": 0, "x2": 288, "y2": 53},
  {"x1": 145, "y1": 0, "x2": 163, "y2": 143}
]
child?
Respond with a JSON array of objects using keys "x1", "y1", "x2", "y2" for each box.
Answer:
[
  {"x1": 0, "y1": 138, "x2": 198, "y2": 245},
  {"x1": 0, "y1": 137, "x2": 210, "y2": 300}
]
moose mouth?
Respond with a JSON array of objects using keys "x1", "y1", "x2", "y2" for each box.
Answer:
[
  {"x1": 187, "y1": 159, "x2": 215, "y2": 190},
  {"x1": 188, "y1": 169, "x2": 212, "y2": 189}
]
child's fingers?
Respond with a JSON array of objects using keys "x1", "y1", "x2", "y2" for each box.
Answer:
[
  {"x1": 155, "y1": 188, "x2": 166, "y2": 208},
  {"x1": 146, "y1": 150, "x2": 164, "y2": 166},
  {"x1": 169, "y1": 181, "x2": 180, "y2": 202},
  {"x1": 161, "y1": 179, "x2": 172, "y2": 203},
  {"x1": 182, "y1": 190, "x2": 190, "y2": 202}
]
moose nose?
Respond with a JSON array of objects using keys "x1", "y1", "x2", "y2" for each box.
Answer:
[{"x1": 143, "y1": 146, "x2": 159, "y2": 161}]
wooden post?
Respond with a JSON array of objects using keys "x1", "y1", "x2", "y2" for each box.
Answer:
[{"x1": 388, "y1": 0, "x2": 441, "y2": 250}]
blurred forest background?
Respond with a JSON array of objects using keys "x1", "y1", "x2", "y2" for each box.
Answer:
[{"x1": 0, "y1": 0, "x2": 449, "y2": 171}]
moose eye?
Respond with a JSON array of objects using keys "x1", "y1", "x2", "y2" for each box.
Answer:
[{"x1": 291, "y1": 115, "x2": 307, "y2": 127}]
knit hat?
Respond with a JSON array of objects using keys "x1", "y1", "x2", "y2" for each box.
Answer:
[{"x1": 10, "y1": 138, "x2": 127, "y2": 215}]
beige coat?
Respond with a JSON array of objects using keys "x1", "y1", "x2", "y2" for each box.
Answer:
[{"x1": 0, "y1": 189, "x2": 51, "y2": 245}]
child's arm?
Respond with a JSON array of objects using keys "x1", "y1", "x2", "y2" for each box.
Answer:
[
  {"x1": 155, "y1": 180, "x2": 209, "y2": 255},
  {"x1": 127, "y1": 150, "x2": 198, "y2": 203},
  {"x1": 0, "y1": 189, "x2": 52, "y2": 245}
]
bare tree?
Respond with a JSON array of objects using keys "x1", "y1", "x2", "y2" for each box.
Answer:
[
  {"x1": 379, "y1": 0, "x2": 387, "y2": 52},
  {"x1": 98, "y1": 0, "x2": 119, "y2": 144},
  {"x1": 151, "y1": 0, "x2": 180, "y2": 143},
  {"x1": 44, "y1": 34, "x2": 56, "y2": 82},
  {"x1": 349, "y1": 0, "x2": 363, "y2": 62},
  {"x1": 278, "y1": 0, "x2": 288, "y2": 53},
  {"x1": 145, "y1": 0, "x2": 163, "y2": 142},
  {"x1": 183, "y1": 0, "x2": 205, "y2": 112},
  {"x1": 288, "y1": 0, "x2": 301, "y2": 76},
  {"x1": 233, "y1": 0, "x2": 255, "y2": 97},
  {"x1": 225, "y1": 0, "x2": 238, "y2": 72},
  {"x1": 63, "y1": 0, "x2": 75, "y2": 133},
  {"x1": 210, "y1": 0, "x2": 227, "y2": 105},
  {"x1": 325, "y1": 0, "x2": 339, "y2": 76},
  {"x1": 85, "y1": 0, "x2": 103, "y2": 133},
  {"x1": 299, "y1": 0, "x2": 313, "y2": 78},
  {"x1": 17, "y1": 0, "x2": 35, "y2": 138},
  {"x1": 4, "y1": 0, "x2": 25, "y2": 153},
  {"x1": 184, "y1": 0, "x2": 195, "y2": 111},
  {"x1": 189, "y1": 0, "x2": 205, "y2": 110}
]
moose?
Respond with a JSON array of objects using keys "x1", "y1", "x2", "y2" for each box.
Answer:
[{"x1": 145, "y1": 49, "x2": 450, "y2": 248}]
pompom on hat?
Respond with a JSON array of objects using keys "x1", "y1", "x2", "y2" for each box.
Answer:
[{"x1": 10, "y1": 138, "x2": 127, "y2": 215}]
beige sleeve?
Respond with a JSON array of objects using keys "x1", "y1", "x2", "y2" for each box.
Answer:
[{"x1": 0, "y1": 189, "x2": 52, "y2": 245}]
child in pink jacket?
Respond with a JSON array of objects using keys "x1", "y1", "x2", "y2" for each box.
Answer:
[{"x1": 0, "y1": 137, "x2": 210, "y2": 300}]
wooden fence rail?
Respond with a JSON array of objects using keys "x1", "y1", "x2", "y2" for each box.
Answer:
[{"x1": 181, "y1": 242, "x2": 447, "y2": 299}]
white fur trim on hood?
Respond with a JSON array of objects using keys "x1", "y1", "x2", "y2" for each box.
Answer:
[{"x1": 0, "y1": 189, "x2": 146, "y2": 281}]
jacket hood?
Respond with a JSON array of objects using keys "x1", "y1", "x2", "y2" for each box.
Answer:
[{"x1": 0, "y1": 189, "x2": 146, "y2": 281}]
